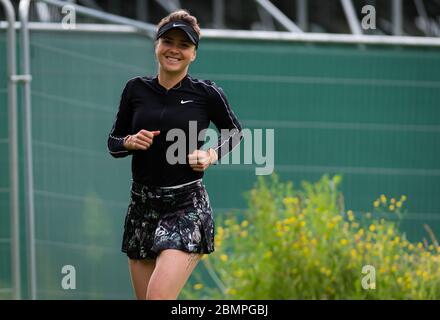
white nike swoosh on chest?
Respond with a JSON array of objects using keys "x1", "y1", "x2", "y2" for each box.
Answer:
[{"x1": 180, "y1": 100, "x2": 194, "y2": 104}]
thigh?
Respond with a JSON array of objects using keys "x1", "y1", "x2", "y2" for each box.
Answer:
[
  {"x1": 146, "y1": 249, "x2": 202, "y2": 300},
  {"x1": 128, "y1": 258, "x2": 156, "y2": 300}
]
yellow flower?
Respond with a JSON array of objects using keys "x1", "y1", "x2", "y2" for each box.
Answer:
[
  {"x1": 193, "y1": 283, "x2": 204, "y2": 290},
  {"x1": 408, "y1": 244, "x2": 415, "y2": 251},
  {"x1": 369, "y1": 224, "x2": 376, "y2": 232},
  {"x1": 285, "y1": 217, "x2": 297, "y2": 225},
  {"x1": 373, "y1": 200, "x2": 380, "y2": 208},
  {"x1": 390, "y1": 198, "x2": 396, "y2": 204},
  {"x1": 366, "y1": 243, "x2": 372, "y2": 250},
  {"x1": 220, "y1": 254, "x2": 228, "y2": 262},
  {"x1": 358, "y1": 228, "x2": 365, "y2": 236},
  {"x1": 276, "y1": 231, "x2": 284, "y2": 237},
  {"x1": 327, "y1": 222, "x2": 336, "y2": 229},
  {"x1": 340, "y1": 239, "x2": 348, "y2": 246},
  {"x1": 380, "y1": 194, "x2": 387, "y2": 204},
  {"x1": 224, "y1": 219, "x2": 233, "y2": 226},
  {"x1": 350, "y1": 249, "x2": 357, "y2": 258},
  {"x1": 283, "y1": 197, "x2": 298, "y2": 205},
  {"x1": 241, "y1": 220, "x2": 249, "y2": 228},
  {"x1": 389, "y1": 204, "x2": 395, "y2": 211},
  {"x1": 226, "y1": 288, "x2": 237, "y2": 295},
  {"x1": 396, "y1": 201, "x2": 402, "y2": 208},
  {"x1": 217, "y1": 226, "x2": 224, "y2": 235},
  {"x1": 347, "y1": 210, "x2": 354, "y2": 221},
  {"x1": 240, "y1": 230, "x2": 248, "y2": 238},
  {"x1": 310, "y1": 239, "x2": 318, "y2": 247},
  {"x1": 320, "y1": 267, "x2": 331, "y2": 276},
  {"x1": 299, "y1": 221, "x2": 306, "y2": 228},
  {"x1": 391, "y1": 264, "x2": 398, "y2": 273},
  {"x1": 400, "y1": 195, "x2": 407, "y2": 202},
  {"x1": 417, "y1": 242, "x2": 424, "y2": 250}
]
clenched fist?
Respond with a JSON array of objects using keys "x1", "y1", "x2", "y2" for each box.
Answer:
[
  {"x1": 124, "y1": 129, "x2": 160, "y2": 151},
  {"x1": 188, "y1": 149, "x2": 218, "y2": 172}
]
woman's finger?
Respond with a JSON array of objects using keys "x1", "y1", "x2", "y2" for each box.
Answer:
[
  {"x1": 135, "y1": 134, "x2": 153, "y2": 145},
  {"x1": 133, "y1": 138, "x2": 150, "y2": 150}
]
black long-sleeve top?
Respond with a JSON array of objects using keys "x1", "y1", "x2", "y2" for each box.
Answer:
[{"x1": 107, "y1": 74, "x2": 243, "y2": 187}]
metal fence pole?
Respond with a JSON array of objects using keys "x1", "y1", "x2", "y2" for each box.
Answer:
[
  {"x1": 296, "y1": 0, "x2": 308, "y2": 32},
  {"x1": 340, "y1": 0, "x2": 363, "y2": 35},
  {"x1": 392, "y1": 0, "x2": 403, "y2": 35},
  {"x1": 254, "y1": 0, "x2": 303, "y2": 33},
  {"x1": 1, "y1": 0, "x2": 21, "y2": 300},
  {"x1": 19, "y1": 0, "x2": 36, "y2": 300}
]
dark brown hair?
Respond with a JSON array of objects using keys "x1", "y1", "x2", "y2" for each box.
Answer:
[{"x1": 157, "y1": 9, "x2": 201, "y2": 37}]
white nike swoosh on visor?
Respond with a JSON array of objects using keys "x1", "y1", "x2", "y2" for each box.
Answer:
[
  {"x1": 181, "y1": 100, "x2": 193, "y2": 104},
  {"x1": 173, "y1": 23, "x2": 186, "y2": 27}
]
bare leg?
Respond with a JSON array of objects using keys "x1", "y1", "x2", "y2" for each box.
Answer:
[
  {"x1": 128, "y1": 258, "x2": 156, "y2": 300},
  {"x1": 146, "y1": 249, "x2": 202, "y2": 300}
]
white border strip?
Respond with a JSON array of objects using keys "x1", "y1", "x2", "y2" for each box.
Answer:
[{"x1": 1, "y1": 22, "x2": 440, "y2": 47}]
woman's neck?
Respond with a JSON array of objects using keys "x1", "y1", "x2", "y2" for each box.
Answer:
[{"x1": 158, "y1": 68, "x2": 188, "y2": 90}]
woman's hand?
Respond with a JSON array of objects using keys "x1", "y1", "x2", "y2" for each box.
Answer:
[
  {"x1": 124, "y1": 130, "x2": 160, "y2": 151},
  {"x1": 188, "y1": 149, "x2": 218, "y2": 172}
]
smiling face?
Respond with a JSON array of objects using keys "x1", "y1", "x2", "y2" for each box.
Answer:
[{"x1": 155, "y1": 29, "x2": 197, "y2": 75}]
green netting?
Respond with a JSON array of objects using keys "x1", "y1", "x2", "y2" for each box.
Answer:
[
  {"x1": 1, "y1": 32, "x2": 11, "y2": 299},
  {"x1": 0, "y1": 30, "x2": 439, "y2": 299}
]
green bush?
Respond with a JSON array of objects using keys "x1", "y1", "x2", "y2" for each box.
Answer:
[{"x1": 184, "y1": 174, "x2": 440, "y2": 299}]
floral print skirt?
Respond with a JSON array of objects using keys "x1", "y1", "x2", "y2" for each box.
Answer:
[{"x1": 121, "y1": 179, "x2": 215, "y2": 260}]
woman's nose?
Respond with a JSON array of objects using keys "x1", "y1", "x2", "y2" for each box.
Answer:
[{"x1": 168, "y1": 43, "x2": 179, "y2": 52}]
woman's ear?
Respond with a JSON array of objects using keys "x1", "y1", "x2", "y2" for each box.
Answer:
[{"x1": 191, "y1": 50, "x2": 197, "y2": 62}]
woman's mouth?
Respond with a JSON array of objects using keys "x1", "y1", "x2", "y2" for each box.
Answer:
[{"x1": 165, "y1": 56, "x2": 181, "y2": 63}]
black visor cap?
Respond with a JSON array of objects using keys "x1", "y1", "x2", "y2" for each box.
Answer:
[{"x1": 156, "y1": 20, "x2": 199, "y2": 49}]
